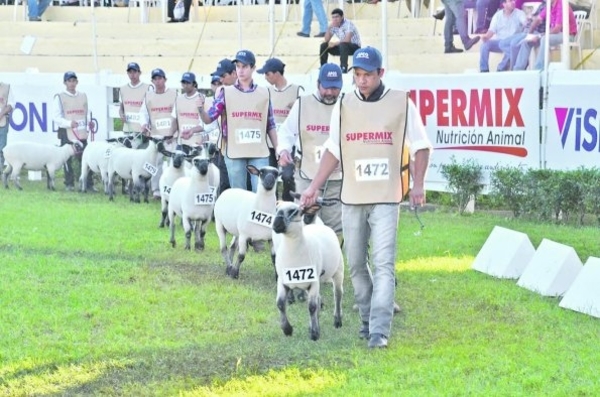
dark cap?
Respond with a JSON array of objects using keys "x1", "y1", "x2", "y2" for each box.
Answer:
[
  {"x1": 151, "y1": 68, "x2": 166, "y2": 79},
  {"x1": 210, "y1": 74, "x2": 221, "y2": 84},
  {"x1": 212, "y1": 58, "x2": 236, "y2": 76},
  {"x1": 63, "y1": 71, "x2": 77, "y2": 81},
  {"x1": 233, "y1": 50, "x2": 256, "y2": 66},
  {"x1": 257, "y1": 58, "x2": 285, "y2": 74},
  {"x1": 318, "y1": 63, "x2": 343, "y2": 89},
  {"x1": 350, "y1": 46, "x2": 382, "y2": 72},
  {"x1": 126, "y1": 62, "x2": 141, "y2": 72},
  {"x1": 181, "y1": 72, "x2": 196, "y2": 84}
]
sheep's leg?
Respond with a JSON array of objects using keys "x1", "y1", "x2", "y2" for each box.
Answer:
[
  {"x1": 269, "y1": 239, "x2": 277, "y2": 277},
  {"x1": 159, "y1": 199, "x2": 168, "y2": 228},
  {"x1": 48, "y1": 169, "x2": 56, "y2": 191},
  {"x1": 307, "y1": 284, "x2": 321, "y2": 341},
  {"x1": 215, "y1": 220, "x2": 233, "y2": 273},
  {"x1": 276, "y1": 282, "x2": 293, "y2": 337},
  {"x1": 46, "y1": 168, "x2": 52, "y2": 190},
  {"x1": 183, "y1": 216, "x2": 193, "y2": 250},
  {"x1": 229, "y1": 235, "x2": 248, "y2": 279},
  {"x1": 2, "y1": 164, "x2": 11, "y2": 189},
  {"x1": 227, "y1": 236, "x2": 238, "y2": 263},
  {"x1": 142, "y1": 177, "x2": 150, "y2": 203},
  {"x1": 12, "y1": 165, "x2": 23, "y2": 190},
  {"x1": 332, "y1": 261, "x2": 344, "y2": 329},
  {"x1": 169, "y1": 211, "x2": 177, "y2": 248},
  {"x1": 108, "y1": 172, "x2": 116, "y2": 201},
  {"x1": 195, "y1": 220, "x2": 206, "y2": 251},
  {"x1": 121, "y1": 177, "x2": 128, "y2": 195}
]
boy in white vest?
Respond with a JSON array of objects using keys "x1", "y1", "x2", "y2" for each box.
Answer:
[
  {"x1": 257, "y1": 57, "x2": 304, "y2": 201},
  {"x1": 119, "y1": 62, "x2": 150, "y2": 137},
  {"x1": 53, "y1": 71, "x2": 96, "y2": 192},
  {"x1": 0, "y1": 82, "x2": 15, "y2": 168},
  {"x1": 301, "y1": 47, "x2": 433, "y2": 349},
  {"x1": 198, "y1": 49, "x2": 278, "y2": 193},
  {"x1": 171, "y1": 72, "x2": 207, "y2": 147},
  {"x1": 139, "y1": 68, "x2": 178, "y2": 198}
]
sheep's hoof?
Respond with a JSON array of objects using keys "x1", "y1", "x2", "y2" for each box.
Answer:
[
  {"x1": 310, "y1": 328, "x2": 320, "y2": 341},
  {"x1": 195, "y1": 242, "x2": 204, "y2": 251},
  {"x1": 282, "y1": 324, "x2": 293, "y2": 336},
  {"x1": 159, "y1": 222, "x2": 165, "y2": 228},
  {"x1": 184, "y1": 244, "x2": 191, "y2": 251},
  {"x1": 225, "y1": 266, "x2": 231, "y2": 276},
  {"x1": 170, "y1": 240, "x2": 176, "y2": 248},
  {"x1": 229, "y1": 267, "x2": 239, "y2": 279},
  {"x1": 334, "y1": 317, "x2": 342, "y2": 329}
]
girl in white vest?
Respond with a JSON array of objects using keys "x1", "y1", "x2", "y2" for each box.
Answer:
[
  {"x1": 0, "y1": 82, "x2": 15, "y2": 168},
  {"x1": 52, "y1": 71, "x2": 96, "y2": 191},
  {"x1": 300, "y1": 47, "x2": 433, "y2": 349}
]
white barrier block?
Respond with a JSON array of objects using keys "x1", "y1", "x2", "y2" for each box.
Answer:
[
  {"x1": 28, "y1": 171, "x2": 42, "y2": 181},
  {"x1": 472, "y1": 226, "x2": 535, "y2": 279},
  {"x1": 517, "y1": 239, "x2": 582, "y2": 296},
  {"x1": 559, "y1": 257, "x2": 600, "y2": 318}
]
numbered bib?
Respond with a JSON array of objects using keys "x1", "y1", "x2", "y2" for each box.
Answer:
[
  {"x1": 283, "y1": 265, "x2": 318, "y2": 284},
  {"x1": 194, "y1": 191, "x2": 215, "y2": 205},
  {"x1": 154, "y1": 118, "x2": 172, "y2": 129},
  {"x1": 75, "y1": 119, "x2": 86, "y2": 129},
  {"x1": 143, "y1": 161, "x2": 158, "y2": 176},
  {"x1": 181, "y1": 124, "x2": 195, "y2": 132},
  {"x1": 354, "y1": 158, "x2": 390, "y2": 182},
  {"x1": 104, "y1": 148, "x2": 112, "y2": 159},
  {"x1": 236, "y1": 128, "x2": 261, "y2": 144},
  {"x1": 162, "y1": 185, "x2": 171, "y2": 195},
  {"x1": 125, "y1": 112, "x2": 140, "y2": 122},
  {"x1": 314, "y1": 145, "x2": 325, "y2": 163},
  {"x1": 248, "y1": 209, "x2": 273, "y2": 228}
]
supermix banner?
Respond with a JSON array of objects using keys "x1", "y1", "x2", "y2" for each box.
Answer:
[{"x1": 388, "y1": 72, "x2": 542, "y2": 191}]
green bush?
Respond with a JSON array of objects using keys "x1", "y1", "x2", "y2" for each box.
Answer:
[
  {"x1": 489, "y1": 166, "x2": 526, "y2": 217},
  {"x1": 439, "y1": 157, "x2": 484, "y2": 214}
]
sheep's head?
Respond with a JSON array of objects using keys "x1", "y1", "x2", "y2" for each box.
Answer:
[
  {"x1": 70, "y1": 140, "x2": 84, "y2": 154},
  {"x1": 248, "y1": 165, "x2": 279, "y2": 192},
  {"x1": 273, "y1": 201, "x2": 321, "y2": 234},
  {"x1": 191, "y1": 145, "x2": 210, "y2": 176}
]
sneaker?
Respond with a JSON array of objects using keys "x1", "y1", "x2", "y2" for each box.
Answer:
[
  {"x1": 296, "y1": 32, "x2": 310, "y2": 38},
  {"x1": 444, "y1": 46, "x2": 464, "y2": 54},
  {"x1": 464, "y1": 36, "x2": 481, "y2": 51},
  {"x1": 368, "y1": 333, "x2": 388, "y2": 349},
  {"x1": 29, "y1": 16, "x2": 42, "y2": 21},
  {"x1": 313, "y1": 32, "x2": 326, "y2": 38}
]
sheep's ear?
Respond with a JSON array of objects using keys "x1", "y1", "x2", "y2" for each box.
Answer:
[
  {"x1": 302, "y1": 204, "x2": 321, "y2": 216},
  {"x1": 247, "y1": 165, "x2": 259, "y2": 175},
  {"x1": 207, "y1": 143, "x2": 217, "y2": 157}
]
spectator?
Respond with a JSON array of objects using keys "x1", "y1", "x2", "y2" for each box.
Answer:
[
  {"x1": 139, "y1": 68, "x2": 178, "y2": 197},
  {"x1": 297, "y1": 0, "x2": 328, "y2": 38},
  {"x1": 28, "y1": 0, "x2": 51, "y2": 21},
  {"x1": 479, "y1": 0, "x2": 527, "y2": 72},
  {"x1": 475, "y1": 0, "x2": 503, "y2": 33},
  {"x1": 499, "y1": 1, "x2": 546, "y2": 69},
  {"x1": 198, "y1": 50, "x2": 279, "y2": 192},
  {"x1": 512, "y1": 0, "x2": 576, "y2": 70},
  {"x1": 319, "y1": 8, "x2": 362, "y2": 74},
  {"x1": 442, "y1": 0, "x2": 481, "y2": 53},
  {"x1": 257, "y1": 57, "x2": 304, "y2": 201},
  {"x1": 168, "y1": 0, "x2": 191, "y2": 22},
  {"x1": 0, "y1": 81, "x2": 15, "y2": 168},
  {"x1": 52, "y1": 71, "x2": 96, "y2": 192},
  {"x1": 171, "y1": 72, "x2": 207, "y2": 147},
  {"x1": 300, "y1": 47, "x2": 432, "y2": 349}
]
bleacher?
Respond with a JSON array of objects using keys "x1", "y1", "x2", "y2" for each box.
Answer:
[{"x1": 1, "y1": 0, "x2": 599, "y2": 77}]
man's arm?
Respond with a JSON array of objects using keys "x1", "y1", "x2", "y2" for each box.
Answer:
[
  {"x1": 199, "y1": 88, "x2": 224, "y2": 124},
  {"x1": 409, "y1": 148, "x2": 430, "y2": 207},
  {"x1": 300, "y1": 149, "x2": 339, "y2": 207},
  {"x1": 277, "y1": 99, "x2": 300, "y2": 166}
]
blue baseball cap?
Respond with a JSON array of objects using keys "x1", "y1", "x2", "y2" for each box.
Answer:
[
  {"x1": 181, "y1": 72, "x2": 196, "y2": 84},
  {"x1": 126, "y1": 62, "x2": 141, "y2": 72},
  {"x1": 212, "y1": 58, "x2": 236, "y2": 76},
  {"x1": 318, "y1": 63, "x2": 343, "y2": 89},
  {"x1": 257, "y1": 58, "x2": 285, "y2": 74},
  {"x1": 210, "y1": 74, "x2": 221, "y2": 84},
  {"x1": 350, "y1": 46, "x2": 383, "y2": 72},
  {"x1": 151, "y1": 68, "x2": 166, "y2": 79},
  {"x1": 63, "y1": 71, "x2": 77, "y2": 81},
  {"x1": 233, "y1": 50, "x2": 256, "y2": 66}
]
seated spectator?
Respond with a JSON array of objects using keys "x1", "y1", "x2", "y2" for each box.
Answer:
[
  {"x1": 512, "y1": 0, "x2": 576, "y2": 70},
  {"x1": 442, "y1": 0, "x2": 481, "y2": 53},
  {"x1": 479, "y1": 0, "x2": 527, "y2": 72},
  {"x1": 500, "y1": 1, "x2": 546, "y2": 69},
  {"x1": 319, "y1": 8, "x2": 361, "y2": 73}
]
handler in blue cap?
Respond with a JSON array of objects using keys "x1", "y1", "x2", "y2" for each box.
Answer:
[
  {"x1": 301, "y1": 47, "x2": 433, "y2": 349},
  {"x1": 197, "y1": 50, "x2": 279, "y2": 194}
]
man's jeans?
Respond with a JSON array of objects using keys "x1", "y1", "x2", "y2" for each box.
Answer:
[
  {"x1": 28, "y1": 0, "x2": 51, "y2": 18},
  {"x1": 223, "y1": 156, "x2": 269, "y2": 192},
  {"x1": 513, "y1": 33, "x2": 569, "y2": 70},
  {"x1": 342, "y1": 203, "x2": 399, "y2": 337},
  {"x1": 480, "y1": 38, "x2": 511, "y2": 71},
  {"x1": 442, "y1": 0, "x2": 470, "y2": 50},
  {"x1": 301, "y1": 0, "x2": 328, "y2": 35},
  {"x1": 0, "y1": 124, "x2": 8, "y2": 166},
  {"x1": 500, "y1": 32, "x2": 527, "y2": 70}
]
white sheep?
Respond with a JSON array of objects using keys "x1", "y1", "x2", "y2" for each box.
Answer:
[
  {"x1": 272, "y1": 201, "x2": 344, "y2": 341},
  {"x1": 158, "y1": 147, "x2": 189, "y2": 228},
  {"x1": 168, "y1": 146, "x2": 216, "y2": 251},
  {"x1": 2, "y1": 141, "x2": 83, "y2": 190},
  {"x1": 79, "y1": 135, "x2": 137, "y2": 194},
  {"x1": 107, "y1": 136, "x2": 164, "y2": 203},
  {"x1": 213, "y1": 165, "x2": 280, "y2": 279}
]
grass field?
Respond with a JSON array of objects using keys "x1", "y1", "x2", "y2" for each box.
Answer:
[{"x1": 1, "y1": 175, "x2": 599, "y2": 396}]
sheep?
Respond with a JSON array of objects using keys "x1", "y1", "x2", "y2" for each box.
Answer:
[
  {"x1": 107, "y1": 136, "x2": 165, "y2": 203},
  {"x1": 158, "y1": 147, "x2": 190, "y2": 228},
  {"x1": 272, "y1": 200, "x2": 344, "y2": 341},
  {"x1": 213, "y1": 165, "x2": 280, "y2": 279},
  {"x1": 167, "y1": 145, "x2": 216, "y2": 251},
  {"x1": 2, "y1": 141, "x2": 83, "y2": 190},
  {"x1": 79, "y1": 135, "x2": 137, "y2": 194}
]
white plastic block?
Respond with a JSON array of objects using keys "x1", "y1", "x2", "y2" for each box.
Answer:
[
  {"x1": 559, "y1": 257, "x2": 600, "y2": 318},
  {"x1": 472, "y1": 226, "x2": 535, "y2": 279},
  {"x1": 28, "y1": 171, "x2": 42, "y2": 181},
  {"x1": 517, "y1": 239, "x2": 583, "y2": 296}
]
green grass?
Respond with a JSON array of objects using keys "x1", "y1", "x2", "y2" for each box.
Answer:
[{"x1": 1, "y1": 174, "x2": 599, "y2": 396}]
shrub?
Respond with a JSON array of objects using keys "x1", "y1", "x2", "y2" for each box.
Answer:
[
  {"x1": 440, "y1": 157, "x2": 484, "y2": 214},
  {"x1": 489, "y1": 166, "x2": 526, "y2": 217}
]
